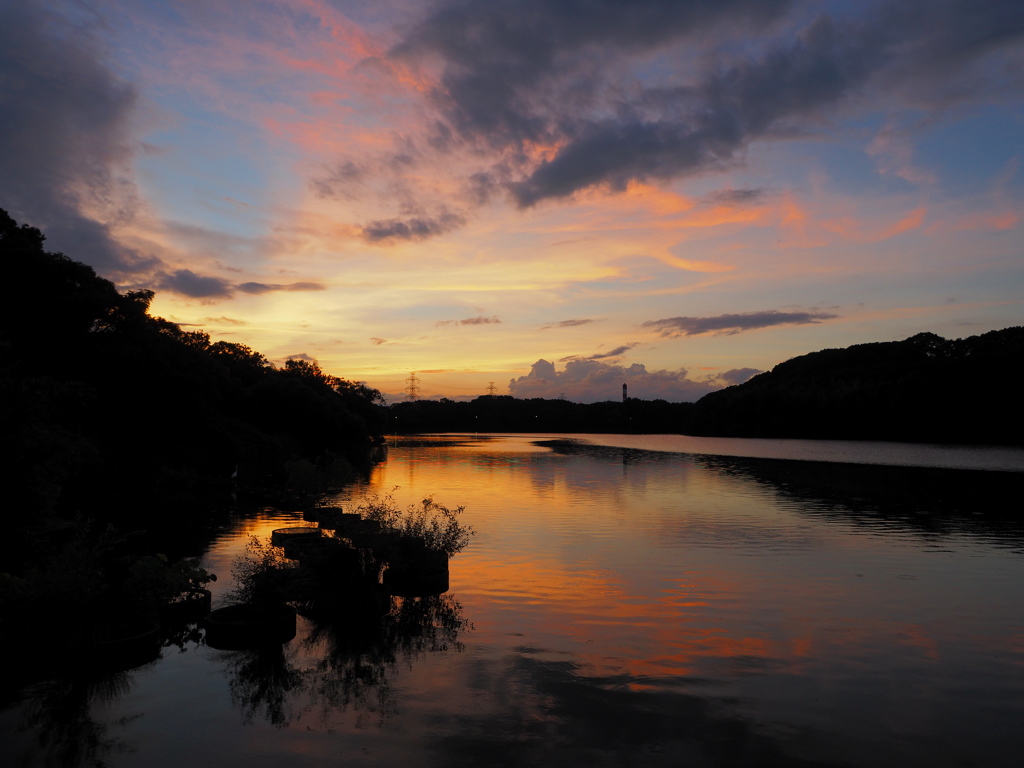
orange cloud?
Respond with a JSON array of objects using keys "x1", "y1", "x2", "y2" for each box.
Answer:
[
  {"x1": 929, "y1": 210, "x2": 1020, "y2": 233},
  {"x1": 622, "y1": 182, "x2": 697, "y2": 216},
  {"x1": 658, "y1": 254, "x2": 736, "y2": 273},
  {"x1": 878, "y1": 206, "x2": 927, "y2": 238},
  {"x1": 774, "y1": 194, "x2": 931, "y2": 249},
  {"x1": 287, "y1": 0, "x2": 379, "y2": 60},
  {"x1": 777, "y1": 194, "x2": 830, "y2": 248}
]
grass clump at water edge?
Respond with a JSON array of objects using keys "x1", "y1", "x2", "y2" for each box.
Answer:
[
  {"x1": 226, "y1": 492, "x2": 474, "y2": 609},
  {"x1": 355, "y1": 492, "x2": 474, "y2": 559}
]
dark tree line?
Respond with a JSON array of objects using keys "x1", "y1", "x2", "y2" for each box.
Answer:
[
  {"x1": 0, "y1": 209, "x2": 386, "y2": 530},
  {"x1": 388, "y1": 395, "x2": 694, "y2": 435}
]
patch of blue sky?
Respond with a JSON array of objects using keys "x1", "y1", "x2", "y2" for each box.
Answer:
[
  {"x1": 137, "y1": 110, "x2": 281, "y2": 237},
  {"x1": 912, "y1": 106, "x2": 1024, "y2": 195},
  {"x1": 736, "y1": 104, "x2": 1024, "y2": 206},
  {"x1": 126, "y1": 0, "x2": 183, "y2": 27},
  {"x1": 675, "y1": 111, "x2": 895, "y2": 198},
  {"x1": 762, "y1": 137, "x2": 925, "y2": 197},
  {"x1": 328, "y1": 0, "x2": 422, "y2": 29}
]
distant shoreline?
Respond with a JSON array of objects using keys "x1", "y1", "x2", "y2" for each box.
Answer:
[{"x1": 391, "y1": 432, "x2": 1024, "y2": 473}]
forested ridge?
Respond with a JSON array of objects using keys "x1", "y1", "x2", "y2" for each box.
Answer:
[
  {"x1": 0, "y1": 209, "x2": 386, "y2": 527},
  {"x1": 685, "y1": 328, "x2": 1024, "y2": 445},
  {"x1": 389, "y1": 395, "x2": 693, "y2": 434}
]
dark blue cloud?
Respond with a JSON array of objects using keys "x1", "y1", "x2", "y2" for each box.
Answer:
[
  {"x1": 560, "y1": 342, "x2": 639, "y2": 362},
  {"x1": 395, "y1": 0, "x2": 792, "y2": 148},
  {"x1": 540, "y1": 318, "x2": 596, "y2": 330},
  {"x1": 394, "y1": 0, "x2": 1024, "y2": 208},
  {"x1": 703, "y1": 188, "x2": 769, "y2": 206},
  {"x1": 719, "y1": 367, "x2": 762, "y2": 386},
  {"x1": 0, "y1": 3, "x2": 159, "y2": 278},
  {"x1": 361, "y1": 211, "x2": 467, "y2": 242},
  {"x1": 643, "y1": 310, "x2": 839, "y2": 337},
  {"x1": 237, "y1": 281, "x2": 326, "y2": 294},
  {"x1": 158, "y1": 269, "x2": 233, "y2": 299},
  {"x1": 459, "y1": 316, "x2": 501, "y2": 325}
]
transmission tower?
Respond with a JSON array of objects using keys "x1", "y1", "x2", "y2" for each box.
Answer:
[
  {"x1": 486, "y1": 381, "x2": 497, "y2": 396},
  {"x1": 405, "y1": 372, "x2": 421, "y2": 401}
]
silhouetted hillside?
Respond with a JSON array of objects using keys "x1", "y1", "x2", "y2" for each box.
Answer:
[
  {"x1": 0, "y1": 209, "x2": 385, "y2": 528},
  {"x1": 685, "y1": 329, "x2": 1024, "y2": 445}
]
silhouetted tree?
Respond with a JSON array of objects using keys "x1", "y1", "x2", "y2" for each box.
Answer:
[{"x1": 0, "y1": 209, "x2": 386, "y2": 526}]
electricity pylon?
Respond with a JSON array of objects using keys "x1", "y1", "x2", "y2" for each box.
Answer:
[{"x1": 405, "y1": 372, "x2": 421, "y2": 401}]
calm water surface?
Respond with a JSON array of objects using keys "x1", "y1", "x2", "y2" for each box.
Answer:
[{"x1": 3, "y1": 434, "x2": 1023, "y2": 767}]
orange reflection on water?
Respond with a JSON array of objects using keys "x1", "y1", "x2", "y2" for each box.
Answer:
[
  {"x1": 270, "y1": 436, "x2": 1024, "y2": 711},
  {"x1": 202, "y1": 513, "x2": 318, "y2": 598},
  {"x1": 448, "y1": 531, "x2": 973, "y2": 692},
  {"x1": 450, "y1": 546, "x2": 790, "y2": 683}
]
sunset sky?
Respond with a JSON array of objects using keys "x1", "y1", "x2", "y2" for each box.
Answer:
[{"x1": 3, "y1": 0, "x2": 1022, "y2": 402}]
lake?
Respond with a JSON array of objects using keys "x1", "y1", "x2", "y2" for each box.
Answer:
[{"x1": 3, "y1": 433, "x2": 1023, "y2": 767}]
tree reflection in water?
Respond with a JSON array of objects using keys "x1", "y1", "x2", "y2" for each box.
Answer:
[
  {"x1": 303, "y1": 610, "x2": 395, "y2": 720},
  {"x1": 219, "y1": 644, "x2": 304, "y2": 727},
  {"x1": 218, "y1": 593, "x2": 471, "y2": 727},
  {"x1": 4, "y1": 616, "x2": 206, "y2": 768},
  {"x1": 11, "y1": 669, "x2": 142, "y2": 768}
]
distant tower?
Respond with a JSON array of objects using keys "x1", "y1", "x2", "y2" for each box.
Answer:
[
  {"x1": 405, "y1": 372, "x2": 421, "y2": 401},
  {"x1": 622, "y1": 383, "x2": 627, "y2": 402},
  {"x1": 486, "y1": 381, "x2": 497, "y2": 396}
]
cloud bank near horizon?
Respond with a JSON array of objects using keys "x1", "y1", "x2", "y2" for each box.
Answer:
[{"x1": 508, "y1": 358, "x2": 761, "y2": 403}]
